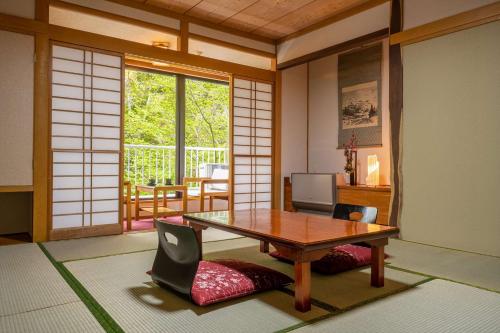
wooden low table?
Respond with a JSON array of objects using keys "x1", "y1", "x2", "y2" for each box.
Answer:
[{"x1": 184, "y1": 209, "x2": 399, "y2": 312}]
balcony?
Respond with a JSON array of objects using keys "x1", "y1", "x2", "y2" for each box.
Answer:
[{"x1": 124, "y1": 144, "x2": 229, "y2": 186}]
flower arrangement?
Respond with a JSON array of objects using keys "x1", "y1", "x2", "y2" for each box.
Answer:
[{"x1": 344, "y1": 132, "x2": 358, "y2": 174}]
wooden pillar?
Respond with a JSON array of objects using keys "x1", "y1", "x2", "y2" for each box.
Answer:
[
  {"x1": 388, "y1": 0, "x2": 404, "y2": 228},
  {"x1": 32, "y1": 0, "x2": 50, "y2": 242}
]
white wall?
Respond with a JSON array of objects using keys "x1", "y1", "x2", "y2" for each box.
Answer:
[
  {"x1": 0, "y1": 30, "x2": 34, "y2": 186},
  {"x1": 277, "y1": 2, "x2": 390, "y2": 64},
  {"x1": 308, "y1": 39, "x2": 390, "y2": 184},
  {"x1": 280, "y1": 64, "x2": 308, "y2": 207},
  {"x1": 0, "y1": 0, "x2": 35, "y2": 19},
  {"x1": 404, "y1": 0, "x2": 498, "y2": 30},
  {"x1": 401, "y1": 21, "x2": 500, "y2": 256}
]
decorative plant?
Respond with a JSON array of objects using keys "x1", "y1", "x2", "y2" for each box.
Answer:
[
  {"x1": 344, "y1": 132, "x2": 358, "y2": 174},
  {"x1": 147, "y1": 178, "x2": 156, "y2": 186}
]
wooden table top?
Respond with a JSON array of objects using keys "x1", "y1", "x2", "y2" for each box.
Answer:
[{"x1": 184, "y1": 209, "x2": 399, "y2": 248}]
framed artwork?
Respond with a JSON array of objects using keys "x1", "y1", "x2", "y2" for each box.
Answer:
[{"x1": 338, "y1": 43, "x2": 382, "y2": 148}]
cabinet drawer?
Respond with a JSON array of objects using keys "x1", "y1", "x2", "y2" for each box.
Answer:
[{"x1": 337, "y1": 188, "x2": 391, "y2": 225}]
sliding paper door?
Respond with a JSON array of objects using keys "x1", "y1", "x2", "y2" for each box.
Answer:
[
  {"x1": 50, "y1": 43, "x2": 123, "y2": 239},
  {"x1": 232, "y1": 77, "x2": 273, "y2": 210}
]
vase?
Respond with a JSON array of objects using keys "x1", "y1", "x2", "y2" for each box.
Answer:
[{"x1": 349, "y1": 172, "x2": 356, "y2": 186}]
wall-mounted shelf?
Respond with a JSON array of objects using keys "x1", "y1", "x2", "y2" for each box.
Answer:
[{"x1": 0, "y1": 185, "x2": 34, "y2": 193}]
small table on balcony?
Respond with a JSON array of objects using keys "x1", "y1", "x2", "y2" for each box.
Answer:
[{"x1": 135, "y1": 185, "x2": 188, "y2": 221}]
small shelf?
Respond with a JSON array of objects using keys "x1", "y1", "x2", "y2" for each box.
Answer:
[{"x1": 0, "y1": 185, "x2": 34, "y2": 193}]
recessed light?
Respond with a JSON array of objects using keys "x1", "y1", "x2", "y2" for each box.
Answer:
[{"x1": 152, "y1": 41, "x2": 170, "y2": 49}]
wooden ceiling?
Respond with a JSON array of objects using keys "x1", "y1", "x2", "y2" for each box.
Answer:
[{"x1": 137, "y1": 0, "x2": 374, "y2": 40}]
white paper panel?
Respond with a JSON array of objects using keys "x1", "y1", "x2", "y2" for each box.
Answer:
[
  {"x1": 256, "y1": 91, "x2": 272, "y2": 101},
  {"x1": 256, "y1": 82, "x2": 272, "y2": 93},
  {"x1": 234, "y1": 79, "x2": 251, "y2": 89},
  {"x1": 93, "y1": 64, "x2": 120, "y2": 79},
  {"x1": 233, "y1": 145, "x2": 250, "y2": 155},
  {"x1": 234, "y1": 126, "x2": 250, "y2": 136},
  {"x1": 256, "y1": 165, "x2": 271, "y2": 174},
  {"x1": 234, "y1": 175, "x2": 251, "y2": 184},
  {"x1": 53, "y1": 163, "x2": 83, "y2": 176},
  {"x1": 92, "y1": 211, "x2": 118, "y2": 225},
  {"x1": 233, "y1": 136, "x2": 250, "y2": 146},
  {"x1": 92, "y1": 138, "x2": 120, "y2": 151},
  {"x1": 234, "y1": 107, "x2": 250, "y2": 118},
  {"x1": 256, "y1": 100, "x2": 272, "y2": 110},
  {"x1": 53, "y1": 58, "x2": 83, "y2": 74},
  {"x1": 92, "y1": 164, "x2": 119, "y2": 175},
  {"x1": 52, "y1": 84, "x2": 83, "y2": 99},
  {"x1": 53, "y1": 201, "x2": 82, "y2": 215},
  {"x1": 234, "y1": 117, "x2": 251, "y2": 127},
  {"x1": 92, "y1": 188, "x2": 118, "y2": 200},
  {"x1": 233, "y1": 88, "x2": 251, "y2": 99},
  {"x1": 93, "y1": 52, "x2": 121, "y2": 67},
  {"x1": 92, "y1": 199, "x2": 118, "y2": 212},
  {"x1": 93, "y1": 153, "x2": 119, "y2": 163},
  {"x1": 53, "y1": 45, "x2": 84, "y2": 61},
  {"x1": 256, "y1": 110, "x2": 272, "y2": 120},
  {"x1": 256, "y1": 137, "x2": 271, "y2": 146},
  {"x1": 256, "y1": 193, "x2": 271, "y2": 201},
  {"x1": 256, "y1": 175, "x2": 271, "y2": 183},
  {"x1": 234, "y1": 98, "x2": 251, "y2": 108},
  {"x1": 52, "y1": 124, "x2": 83, "y2": 137},
  {"x1": 53, "y1": 189, "x2": 83, "y2": 202},
  {"x1": 92, "y1": 176, "x2": 119, "y2": 187},
  {"x1": 53, "y1": 152, "x2": 83, "y2": 163},
  {"x1": 52, "y1": 214, "x2": 82, "y2": 228},
  {"x1": 93, "y1": 77, "x2": 120, "y2": 91},
  {"x1": 256, "y1": 183, "x2": 271, "y2": 192},
  {"x1": 53, "y1": 176, "x2": 83, "y2": 189},
  {"x1": 234, "y1": 165, "x2": 251, "y2": 174},
  {"x1": 234, "y1": 203, "x2": 251, "y2": 210},
  {"x1": 235, "y1": 156, "x2": 252, "y2": 165},
  {"x1": 93, "y1": 102, "x2": 120, "y2": 115},
  {"x1": 53, "y1": 71, "x2": 83, "y2": 86},
  {"x1": 256, "y1": 119, "x2": 271, "y2": 128},
  {"x1": 93, "y1": 114, "x2": 120, "y2": 127},
  {"x1": 256, "y1": 128, "x2": 271, "y2": 137},
  {"x1": 93, "y1": 89, "x2": 120, "y2": 103},
  {"x1": 255, "y1": 147, "x2": 271, "y2": 155},
  {"x1": 52, "y1": 110, "x2": 84, "y2": 124},
  {"x1": 234, "y1": 193, "x2": 251, "y2": 203},
  {"x1": 52, "y1": 97, "x2": 83, "y2": 111},
  {"x1": 92, "y1": 126, "x2": 120, "y2": 139},
  {"x1": 256, "y1": 157, "x2": 272, "y2": 165},
  {"x1": 234, "y1": 184, "x2": 252, "y2": 193}
]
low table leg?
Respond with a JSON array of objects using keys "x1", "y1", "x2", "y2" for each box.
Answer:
[
  {"x1": 294, "y1": 261, "x2": 311, "y2": 312},
  {"x1": 260, "y1": 241, "x2": 269, "y2": 253},
  {"x1": 371, "y1": 244, "x2": 385, "y2": 287}
]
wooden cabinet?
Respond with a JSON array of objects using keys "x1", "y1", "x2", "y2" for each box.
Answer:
[{"x1": 336, "y1": 185, "x2": 391, "y2": 225}]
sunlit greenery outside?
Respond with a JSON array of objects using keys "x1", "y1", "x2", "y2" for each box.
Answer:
[{"x1": 124, "y1": 69, "x2": 229, "y2": 186}]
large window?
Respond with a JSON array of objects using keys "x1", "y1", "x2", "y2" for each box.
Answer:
[{"x1": 124, "y1": 69, "x2": 229, "y2": 187}]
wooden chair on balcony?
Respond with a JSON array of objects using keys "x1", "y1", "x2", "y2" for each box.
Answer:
[
  {"x1": 183, "y1": 169, "x2": 229, "y2": 212},
  {"x1": 124, "y1": 181, "x2": 132, "y2": 230},
  {"x1": 135, "y1": 185, "x2": 188, "y2": 221}
]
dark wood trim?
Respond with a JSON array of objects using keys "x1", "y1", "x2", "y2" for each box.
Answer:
[
  {"x1": 49, "y1": 223, "x2": 123, "y2": 240},
  {"x1": 388, "y1": 0, "x2": 403, "y2": 228},
  {"x1": 306, "y1": 62, "x2": 309, "y2": 172},
  {"x1": 277, "y1": 28, "x2": 389, "y2": 70}
]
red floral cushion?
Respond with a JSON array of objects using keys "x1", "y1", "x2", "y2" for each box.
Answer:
[
  {"x1": 191, "y1": 259, "x2": 293, "y2": 306},
  {"x1": 270, "y1": 244, "x2": 379, "y2": 275}
]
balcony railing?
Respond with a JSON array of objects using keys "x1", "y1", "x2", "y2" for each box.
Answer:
[{"x1": 124, "y1": 144, "x2": 229, "y2": 186}]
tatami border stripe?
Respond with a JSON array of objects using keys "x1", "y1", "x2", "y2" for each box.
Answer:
[{"x1": 37, "y1": 243, "x2": 125, "y2": 333}]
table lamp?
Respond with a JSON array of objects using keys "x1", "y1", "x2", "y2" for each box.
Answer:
[{"x1": 366, "y1": 155, "x2": 380, "y2": 186}]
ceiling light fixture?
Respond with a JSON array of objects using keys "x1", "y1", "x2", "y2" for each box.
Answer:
[{"x1": 152, "y1": 41, "x2": 170, "y2": 49}]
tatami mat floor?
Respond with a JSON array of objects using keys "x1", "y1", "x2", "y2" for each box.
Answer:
[{"x1": 1, "y1": 234, "x2": 499, "y2": 333}]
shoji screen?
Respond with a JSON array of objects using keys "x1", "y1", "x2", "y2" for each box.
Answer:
[
  {"x1": 232, "y1": 78, "x2": 273, "y2": 210},
  {"x1": 50, "y1": 44, "x2": 122, "y2": 231}
]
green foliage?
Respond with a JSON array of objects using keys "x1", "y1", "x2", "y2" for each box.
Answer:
[{"x1": 124, "y1": 69, "x2": 229, "y2": 185}]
